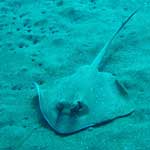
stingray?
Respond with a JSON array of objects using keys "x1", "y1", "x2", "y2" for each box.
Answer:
[{"x1": 34, "y1": 9, "x2": 139, "y2": 135}]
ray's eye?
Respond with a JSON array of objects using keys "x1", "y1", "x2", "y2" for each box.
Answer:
[
  {"x1": 70, "y1": 101, "x2": 88, "y2": 116},
  {"x1": 56, "y1": 102, "x2": 65, "y2": 112},
  {"x1": 70, "y1": 101, "x2": 83, "y2": 113}
]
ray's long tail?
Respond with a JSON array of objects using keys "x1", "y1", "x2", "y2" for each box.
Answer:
[{"x1": 90, "y1": 7, "x2": 140, "y2": 71}]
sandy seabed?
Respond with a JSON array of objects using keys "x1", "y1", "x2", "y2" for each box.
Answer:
[{"x1": 0, "y1": 0, "x2": 150, "y2": 150}]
